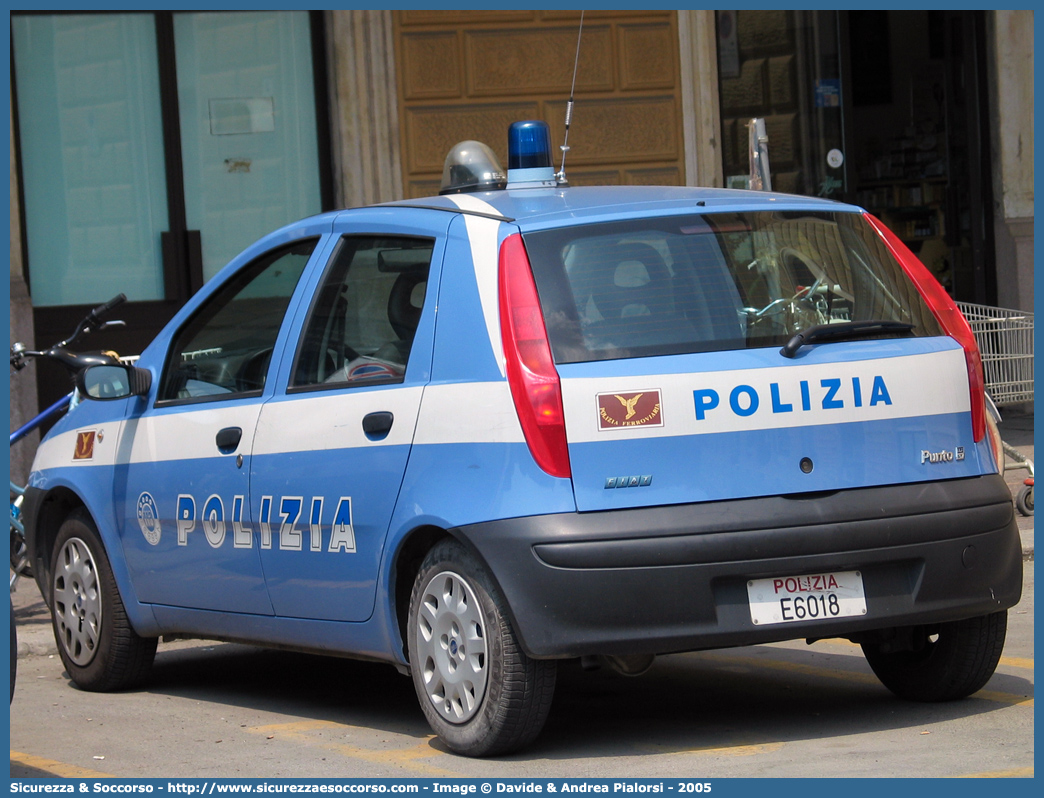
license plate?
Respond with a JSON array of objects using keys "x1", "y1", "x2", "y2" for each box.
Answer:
[{"x1": 747, "y1": 570, "x2": 867, "y2": 626}]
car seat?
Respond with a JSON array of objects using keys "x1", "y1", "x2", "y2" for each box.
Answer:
[{"x1": 376, "y1": 269, "x2": 427, "y2": 364}]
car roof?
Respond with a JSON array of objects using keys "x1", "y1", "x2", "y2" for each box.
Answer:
[{"x1": 371, "y1": 185, "x2": 864, "y2": 232}]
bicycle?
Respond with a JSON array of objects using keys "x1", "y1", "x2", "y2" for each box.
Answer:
[{"x1": 10, "y1": 294, "x2": 128, "y2": 590}]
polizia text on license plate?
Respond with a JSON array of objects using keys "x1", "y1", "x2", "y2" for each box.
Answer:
[{"x1": 747, "y1": 570, "x2": 867, "y2": 626}]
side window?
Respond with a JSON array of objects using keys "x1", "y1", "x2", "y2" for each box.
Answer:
[
  {"x1": 291, "y1": 236, "x2": 433, "y2": 389},
  {"x1": 158, "y1": 239, "x2": 318, "y2": 403}
]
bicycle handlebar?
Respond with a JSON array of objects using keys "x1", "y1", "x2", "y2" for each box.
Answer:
[
  {"x1": 89, "y1": 293, "x2": 126, "y2": 323},
  {"x1": 10, "y1": 293, "x2": 127, "y2": 372}
]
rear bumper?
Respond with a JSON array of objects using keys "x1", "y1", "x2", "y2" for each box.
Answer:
[{"x1": 454, "y1": 475, "x2": 1023, "y2": 658}]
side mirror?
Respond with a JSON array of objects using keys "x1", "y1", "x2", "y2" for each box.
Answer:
[{"x1": 76, "y1": 363, "x2": 152, "y2": 401}]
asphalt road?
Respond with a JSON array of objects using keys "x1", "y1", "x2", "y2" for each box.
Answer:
[
  {"x1": 8, "y1": 559, "x2": 1033, "y2": 780},
  {"x1": 9, "y1": 410, "x2": 1034, "y2": 779}
]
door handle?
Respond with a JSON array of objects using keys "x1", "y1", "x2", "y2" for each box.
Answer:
[
  {"x1": 216, "y1": 426, "x2": 243, "y2": 453},
  {"x1": 362, "y1": 412, "x2": 394, "y2": 437}
]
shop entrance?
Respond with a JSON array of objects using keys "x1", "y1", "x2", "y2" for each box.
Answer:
[{"x1": 717, "y1": 10, "x2": 994, "y2": 303}]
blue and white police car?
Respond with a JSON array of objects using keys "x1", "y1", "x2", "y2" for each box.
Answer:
[{"x1": 23, "y1": 122, "x2": 1022, "y2": 756}]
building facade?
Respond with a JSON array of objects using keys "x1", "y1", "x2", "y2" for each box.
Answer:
[{"x1": 8, "y1": 9, "x2": 1034, "y2": 480}]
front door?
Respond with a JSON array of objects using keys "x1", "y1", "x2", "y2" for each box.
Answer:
[{"x1": 115, "y1": 239, "x2": 318, "y2": 614}]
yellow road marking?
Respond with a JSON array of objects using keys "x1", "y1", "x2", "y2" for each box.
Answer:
[
  {"x1": 955, "y1": 766, "x2": 1034, "y2": 778},
  {"x1": 999, "y1": 656, "x2": 1034, "y2": 671},
  {"x1": 972, "y1": 690, "x2": 1033, "y2": 707},
  {"x1": 249, "y1": 720, "x2": 461, "y2": 776},
  {"x1": 701, "y1": 651, "x2": 1033, "y2": 707},
  {"x1": 10, "y1": 750, "x2": 113, "y2": 778},
  {"x1": 803, "y1": 639, "x2": 1035, "y2": 671},
  {"x1": 637, "y1": 741, "x2": 784, "y2": 757}
]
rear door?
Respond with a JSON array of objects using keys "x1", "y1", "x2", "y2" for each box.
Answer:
[
  {"x1": 523, "y1": 209, "x2": 990, "y2": 512},
  {"x1": 249, "y1": 213, "x2": 447, "y2": 622}
]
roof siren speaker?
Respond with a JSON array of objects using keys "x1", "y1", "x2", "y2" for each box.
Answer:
[{"x1": 439, "y1": 140, "x2": 507, "y2": 195}]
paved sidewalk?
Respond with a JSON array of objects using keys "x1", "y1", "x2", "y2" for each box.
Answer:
[{"x1": 11, "y1": 409, "x2": 1034, "y2": 659}]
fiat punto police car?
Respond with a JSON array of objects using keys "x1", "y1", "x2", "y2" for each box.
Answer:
[{"x1": 23, "y1": 122, "x2": 1022, "y2": 756}]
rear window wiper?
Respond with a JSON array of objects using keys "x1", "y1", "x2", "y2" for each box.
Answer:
[{"x1": 780, "y1": 320, "x2": 915, "y2": 358}]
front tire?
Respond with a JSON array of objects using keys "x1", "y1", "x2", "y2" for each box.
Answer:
[
  {"x1": 407, "y1": 539, "x2": 556, "y2": 756},
  {"x1": 50, "y1": 510, "x2": 156, "y2": 691},
  {"x1": 861, "y1": 612, "x2": 1007, "y2": 702}
]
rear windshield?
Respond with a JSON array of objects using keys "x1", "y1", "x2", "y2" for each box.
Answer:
[{"x1": 523, "y1": 210, "x2": 944, "y2": 364}]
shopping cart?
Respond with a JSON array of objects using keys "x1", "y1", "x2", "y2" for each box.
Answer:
[{"x1": 956, "y1": 302, "x2": 1034, "y2": 515}]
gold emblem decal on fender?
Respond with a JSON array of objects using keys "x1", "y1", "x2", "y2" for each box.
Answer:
[{"x1": 73, "y1": 430, "x2": 96, "y2": 460}]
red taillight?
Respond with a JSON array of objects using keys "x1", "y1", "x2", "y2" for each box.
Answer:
[
  {"x1": 498, "y1": 233, "x2": 571, "y2": 478},
  {"x1": 864, "y1": 213, "x2": 986, "y2": 442}
]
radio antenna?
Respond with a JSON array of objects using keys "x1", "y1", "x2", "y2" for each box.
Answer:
[{"x1": 556, "y1": 10, "x2": 584, "y2": 186}]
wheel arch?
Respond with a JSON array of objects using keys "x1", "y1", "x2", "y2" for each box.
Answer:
[
  {"x1": 388, "y1": 522, "x2": 527, "y2": 663},
  {"x1": 29, "y1": 486, "x2": 89, "y2": 607},
  {"x1": 26, "y1": 484, "x2": 161, "y2": 636},
  {"x1": 391, "y1": 524, "x2": 450, "y2": 660}
]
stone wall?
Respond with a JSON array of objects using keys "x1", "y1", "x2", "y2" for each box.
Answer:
[
  {"x1": 987, "y1": 10, "x2": 1034, "y2": 313},
  {"x1": 9, "y1": 102, "x2": 38, "y2": 486}
]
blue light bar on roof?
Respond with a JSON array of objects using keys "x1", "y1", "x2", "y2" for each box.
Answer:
[{"x1": 507, "y1": 120, "x2": 557, "y2": 189}]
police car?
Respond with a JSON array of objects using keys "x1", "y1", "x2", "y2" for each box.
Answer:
[{"x1": 23, "y1": 121, "x2": 1022, "y2": 757}]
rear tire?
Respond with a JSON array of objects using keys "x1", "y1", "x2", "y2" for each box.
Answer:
[
  {"x1": 407, "y1": 539, "x2": 556, "y2": 756},
  {"x1": 50, "y1": 510, "x2": 156, "y2": 691},
  {"x1": 861, "y1": 612, "x2": 1007, "y2": 702},
  {"x1": 1015, "y1": 485, "x2": 1033, "y2": 516}
]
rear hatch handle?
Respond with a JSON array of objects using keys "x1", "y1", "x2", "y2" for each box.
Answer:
[{"x1": 780, "y1": 320, "x2": 915, "y2": 358}]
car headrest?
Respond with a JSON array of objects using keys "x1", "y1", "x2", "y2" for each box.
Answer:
[
  {"x1": 388, "y1": 270, "x2": 426, "y2": 340},
  {"x1": 597, "y1": 242, "x2": 671, "y2": 319}
]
